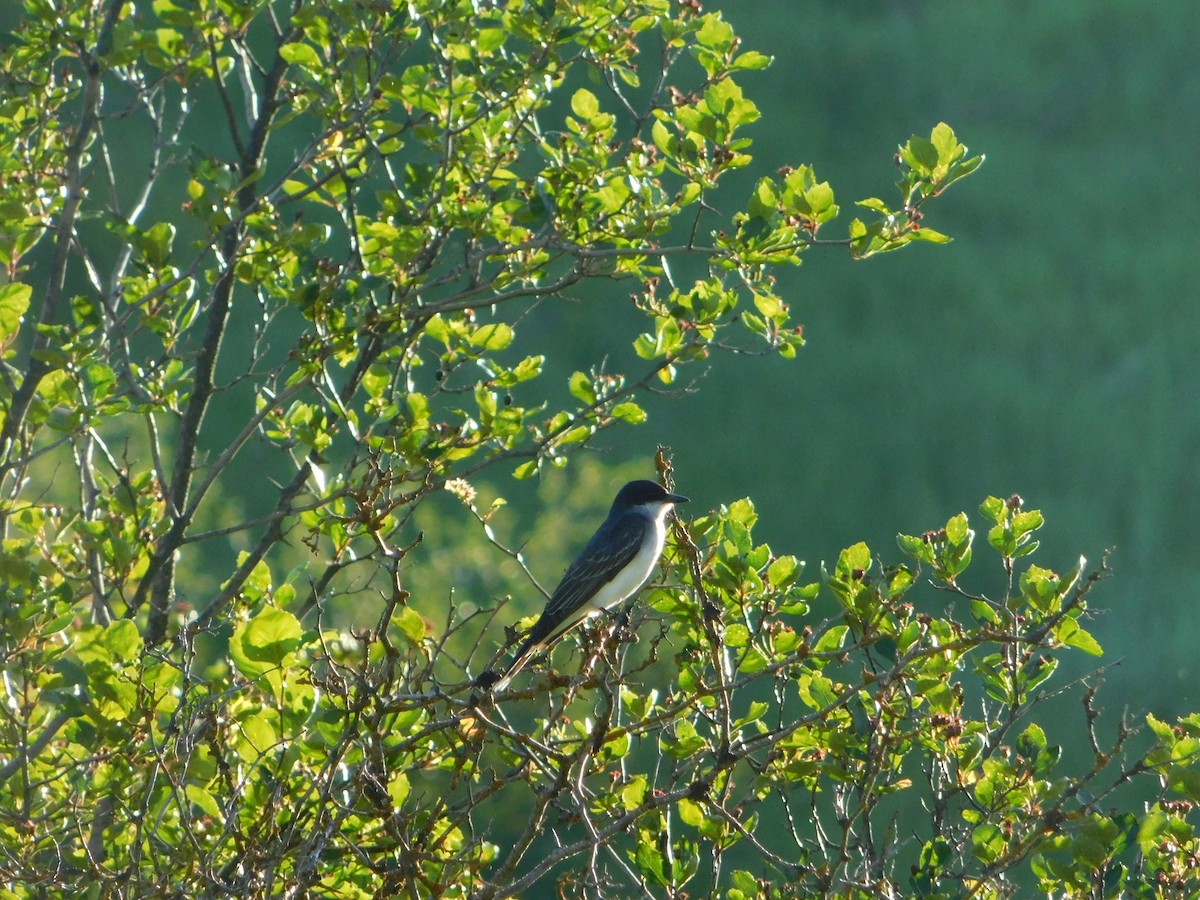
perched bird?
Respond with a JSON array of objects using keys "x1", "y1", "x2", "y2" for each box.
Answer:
[{"x1": 489, "y1": 479, "x2": 688, "y2": 692}]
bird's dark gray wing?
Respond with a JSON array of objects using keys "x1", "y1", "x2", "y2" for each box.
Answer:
[
  {"x1": 491, "y1": 513, "x2": 649, "y2": 691},
  {"x1": 522, "y1": 512, "x2": 647, "y2": 648}
]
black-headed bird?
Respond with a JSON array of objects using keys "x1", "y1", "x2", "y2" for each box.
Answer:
[{"x1": 489, "y1": 480, "x2": 688, "y2": 691}]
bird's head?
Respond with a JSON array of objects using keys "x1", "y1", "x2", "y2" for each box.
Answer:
[{"x1": 610, "y1": 480, "x2": 689, "y2": 516}]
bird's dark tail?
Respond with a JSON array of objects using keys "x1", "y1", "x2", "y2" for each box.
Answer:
[
  {"x1": 488, "y1": 609, "x2": 605, "y2": 692},
  {"x1": 489, "y1": 637, "x2": 541, "y2": 692}
]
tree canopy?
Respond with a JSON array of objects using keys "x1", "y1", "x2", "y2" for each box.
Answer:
[{"x1": 0, "y1": 0, "x2": 1197, "y2": 897}]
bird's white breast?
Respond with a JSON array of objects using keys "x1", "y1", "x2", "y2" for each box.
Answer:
[{"x1": 583, "y1": 503, "x2": 671, "y2": 616}]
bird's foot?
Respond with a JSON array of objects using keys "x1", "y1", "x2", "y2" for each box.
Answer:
[{"x1": 474, "y1": 670, "x2": 502, "y2": 691}]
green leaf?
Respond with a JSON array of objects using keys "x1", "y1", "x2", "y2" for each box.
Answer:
[
  {"x1": 677, "y1": 182, "x2": 702, "y2": 207},
  {"x1": 729, "y1": 870, "x2": 759, "y2": 898},
  {"x1": 140, "y1": 222, "x2": 176, "y2": 265},
  {"x1": 971, "y1": 822, "x2": 1004, "y2": 864},
  {"x1": 1135, "y1": 806, "x2": 1171, "y2": 854},
  {"x1": 804, "y1": 181, "x2": 834, "y2": 215},
  {"x1": 1017, "y1": 722, "x2": 1047, "y2": 758},
  {"x1": 833, "y1": 542, "x2": 871, "y2": 581},
  {"x1": 855, "y1": 197, "x2": 890, "y2": 215},
  {"x1": 611, "y1": 401, "x2": 646, "y2": 424},
  {"x1": 913, "y1": 836, "x2": 952, "y2": 885},
  {"x1": 621, "y1": 686, "x2": 657, "y2": 721},
  {"x1": 390, "y1": 772, "x2": 411, "y2": 807},
  {"x1": 230, "y1": 608, "x2": 302, "y2": 679},
  {"x1": 407, "y1": 392, "x2": 430, "y2": 427},
  {"x1": 558, "y1": 424, "x2": 591, "y2": 445},
  {"x1": 0, "y1": 282, "x2": 31, "y2": 342},
  {"x1": 979, "y1": 495, "x2": 1007, "y2": 523},
  {"x1": 476, "y1": 28, "x2": 505, "y2": 54},
  {"x1": 243, "y1": 555, "x2": 272, "y2": 597},
  {"x1": 571, "y1": 88, "x2": 599, "y2": 121},
  {"x1": 663, "y1": 720, "x2": 706, "y2": 759},
  {"x1": 105, "y1": 619, "x2": 143, "y2": 659},
  {"x1": 621, "y1": 775, "x2": 648, "y2": 810},
  {"x1": 186, "y1": 785, "x2": 224, "y2": 822},
  {"x1": 279, "y1": 42, "x2": 321, "y2": 69},
  {"x1": 752, "y1": 291, "x2": 785, "y2": 319},
  {"x1": 902, "y1": 135, "x2": 939, "y2": 172},
  {"x1": 930, "y1": 121, "x2": 962, "y2": 164},
  {"x1": 1012, "y1": 509, "x2": 1044, "y2": 537},
  {"x1": 813, "y1": 625, "x2": 848, "y2": 654},
  {"x1": 896, "y1": 532, "x2": 934, "y2": 564},
  {"x1": 1146, "y1": 712, "x2": 1176, "y2": 746},
  {"x1": 651, "y1": 118, "x2": 675, "y2": 156},
  {"x1": 75, "y1": 619, "x2": 144, "y2": 666},
  {"x1": 568, "y1": 371, "x2": 595, "y2": 404},
  {"x1": 634, "y1": 833, "x2": 667, "y2": 886},
  {"x1": 394, "y1": 605, "x2": 426, "y2": 644},
  {"x1": 910, "y1": 227, "x2": 951, "y2": 243},
  {"x1": 425, "y1": 313, "x2": 450, "y2": 346},
  {"x1": 495, "y1": 354, "x2": 544, "y2": 387},
  {"x1": 726, "y1": 498, "x2": 758, "y2": 528},
  {"x1": 732, "y1": 50, "x2": 772, "y2": 70},
  {"x1": 739, "y1": 310, "x2": 766, "y2": 336},
  {"x1": 767, "y1": 554, "x2": 800, "y2": 587},
  {"x1": 236, "y1": 711, "x2": 278, "y2": 756},
  {"x1": 695, "y1": 13, "x2": 735, "y2": 51},
  {"x1": 723, "y1": 624, "x2": 750, "y2": 648},
  {"x1": 945, "y1": 512, "x2": 971, "y2": 546},
  {"x1": 734, "y1": 700, "x2": 768, "y2": 730},
  {"x1": 1054, "y1": 618, "x2": 1103, "y2": 656},
  {"x1": 677, "y1": 797, "x2": 704, "y2": 827},
  {"x1": 362, "y1": 363, "x2": 391, "y2": 399},
  {"x1": 470, "y1": 322, "x2": 514, "y2": 351},
  {"x1": 797, "y1": 671, "x2": 838, "y2": 709},
  {"x1": 475, "y1": 382, "x2": 497, "y2": 422}
]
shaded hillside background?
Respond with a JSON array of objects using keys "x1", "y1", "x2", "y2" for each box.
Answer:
[{"x1": 530, "y1": 0, "x2": 1200, "y2": 717}]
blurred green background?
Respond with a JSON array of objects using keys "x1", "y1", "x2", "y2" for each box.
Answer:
[
  {"x1": 6, "y1": 1, "x2": 1195, "y2": 890},
  {"x1": 536, "y1": 0, "x2": 1200, "y2": 717},
  {"x1": 21, "y1": 0, "x2": 1195, "y2": 718}
]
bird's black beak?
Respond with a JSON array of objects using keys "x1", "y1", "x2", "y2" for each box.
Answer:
[{"x1": 666, "y1": 492, "x2": 689, "y2": 505}]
